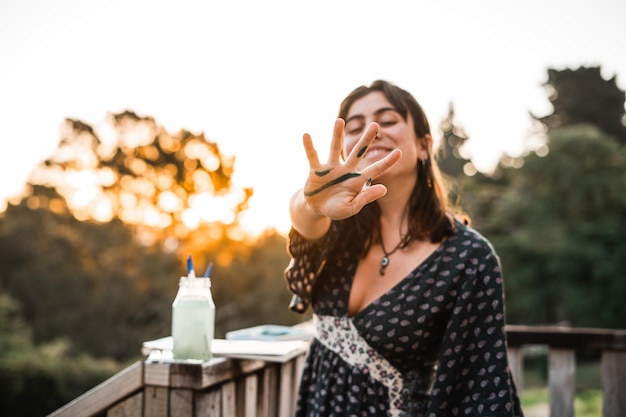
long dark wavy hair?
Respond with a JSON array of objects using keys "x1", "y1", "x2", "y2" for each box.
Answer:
[{"x1": 335, "y1": 80, "x2": 464, "y2": 256}]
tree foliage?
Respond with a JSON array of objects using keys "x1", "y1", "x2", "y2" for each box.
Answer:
[
  {"x1": 0, "y1": 291, "x2": 122, "y2": 417},
  {"x1": 533, "y1": 66, "x2": 626, "y2": 145},
  {"x1": 437, "y1": 102, "x2": 473, "y2": 179},
  {"x1": 465, "y1": 126, "x2": 626, "y2": 327},
  {"x1": 31, "y1": 110, "x2": 253, "y2": 244},
  {"x1": 457, "y1": 66, "x2": 626, "y2": 328},
  {"x1": 0, "y1": 186, "x2": 180, "y2": 358}
]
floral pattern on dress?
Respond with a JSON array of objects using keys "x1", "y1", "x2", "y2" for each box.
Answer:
[{"x1": 315, "y1": 315, "x2": 406, "y2": 416}]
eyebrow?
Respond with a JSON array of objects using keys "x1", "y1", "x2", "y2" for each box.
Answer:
[{"x1": 344, "y1": 107, "x2": 399, "y2": 125}]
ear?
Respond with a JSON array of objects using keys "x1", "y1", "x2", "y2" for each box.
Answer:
[{"x1": 418, "y1": 134, "x2": 433, "y2": 160}]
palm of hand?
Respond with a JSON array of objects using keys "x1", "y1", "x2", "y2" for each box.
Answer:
[{"x1": 301, "y1": 119, "x2": 401, "y2": 220}]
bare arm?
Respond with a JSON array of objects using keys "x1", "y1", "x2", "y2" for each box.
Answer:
[{"x1": 289, "y1": 118, "x2": 401, "y2": 241}]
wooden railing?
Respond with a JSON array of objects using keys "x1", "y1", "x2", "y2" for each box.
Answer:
[
  {"x1": 506, "y1": 325, "x2": 626, "y2": 417},
  {"x1": 47, "y1": 325, "x2": 626, "y2": 417},
  {"x1": 47, "y1": 350, "x2": 308, "y2": 417}
]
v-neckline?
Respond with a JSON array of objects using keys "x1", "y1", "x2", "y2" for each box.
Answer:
[{"x1": 347, "y1": 238, "x2": 447, "y2": 319}]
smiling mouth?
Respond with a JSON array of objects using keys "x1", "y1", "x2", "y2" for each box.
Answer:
[{"x1": 364, "y1": 147, "x2": 390, "y2": 159}]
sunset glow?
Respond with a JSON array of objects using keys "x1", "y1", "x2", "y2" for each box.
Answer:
[{"x1": 1, "y1": 0, "x2": 624, "y2": 236}]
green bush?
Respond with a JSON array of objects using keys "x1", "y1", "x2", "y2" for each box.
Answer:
[
  {"x1": 0, "y1": 338, "x2": 123, "y2": 417},
  {"x1": 0, "y1": 292, "x2": 124, "y2": 416}
]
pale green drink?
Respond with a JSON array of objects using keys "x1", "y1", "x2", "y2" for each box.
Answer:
[{"x1": 172, "y1": 277, "x2": 215, "y2": 361}]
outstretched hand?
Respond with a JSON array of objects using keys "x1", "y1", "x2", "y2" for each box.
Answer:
[{"x1": 301, "y1": 118, "x2": 401, "y2": 220}]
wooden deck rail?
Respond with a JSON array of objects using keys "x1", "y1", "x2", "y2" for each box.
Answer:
[
  {"x1": 47, "y1": 325, "x2": 626, "y2": 417},
  {"x1": 47, "y1": 351, "x2": 308, "y2": 417},
  {"x1": 506, "y1": 325, "x2": 626, "y2": 417}
]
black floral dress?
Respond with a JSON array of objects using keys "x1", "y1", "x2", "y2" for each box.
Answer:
[{"x1": 285, "y1": 220, "x2": 524, "y2": 417}]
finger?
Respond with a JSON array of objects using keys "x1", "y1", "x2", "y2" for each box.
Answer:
[
  {"x1": 362, "y1": 148, "x2": 402, "y2": 179},
  {"x1": 327, "y1": 118, "x2": 345, "y2": 165},
  {"x1": 302, "y1": 133, "x2": 322, "y2": 168},
  {"x1": 349, "y1": 183, "x2": 388, "y2": 213},
  {"x1": 344, "y1": 122, "x2": 379, "y2": 167}
]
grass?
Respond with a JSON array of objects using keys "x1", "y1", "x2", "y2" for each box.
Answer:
[
  {"x1": 520, "y1": 387, "x2": 549, "y2": 409},
  {"x1": 574, "y1": 390, "x2": 603, "y2": 417},
  {"x1": 521, "y1": 388, "x2": 602, "y2": 417}
]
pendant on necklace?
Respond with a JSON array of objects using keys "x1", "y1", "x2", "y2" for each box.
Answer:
[{"x1": 379, "y1": 256, "x2": 390, "y2": 275}]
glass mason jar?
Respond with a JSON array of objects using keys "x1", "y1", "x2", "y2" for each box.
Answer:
[{"x1": 171, "y1": 276, "x2": 215, "y2": 361}]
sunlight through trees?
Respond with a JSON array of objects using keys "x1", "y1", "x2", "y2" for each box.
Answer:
[{"x1": 29, "y1": 111, "x2": 254, "y2": 247}]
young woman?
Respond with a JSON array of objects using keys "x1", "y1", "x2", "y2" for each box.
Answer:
[{"x1": 285, "y1": 80, "x2": 523, "y2": 416}]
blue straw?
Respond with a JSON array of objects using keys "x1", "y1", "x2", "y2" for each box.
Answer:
[
  {"x1": 187, "y1": 255, "x2": 195, "y2": 278},
  {"x1": 204, "y1": 262, "x2": 213, "y2": 278}
]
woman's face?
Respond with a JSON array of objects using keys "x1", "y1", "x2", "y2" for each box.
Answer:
[{"x1": 342, "y1": 91, "x2": 426, "y2": 177}]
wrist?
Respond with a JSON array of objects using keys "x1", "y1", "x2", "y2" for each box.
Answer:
[
  {"x1": 302, "y1": 195, "x2": 325, "y2": 219},
  {"x1": 290, "y1": 189, "x2": 330, "y2": 241},
  {"x1": 291, "y1": 189, "x2": 324, "y2": 219}
]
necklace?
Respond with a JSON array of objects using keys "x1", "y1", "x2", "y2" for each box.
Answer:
[{"x1": 379, "y1": 234, "x2": 413, "y2": 275}]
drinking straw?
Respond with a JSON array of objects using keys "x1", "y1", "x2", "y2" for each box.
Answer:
[
  {"x1": 187, "y1": 255, "x2": 196, "y2": 279},
  {"x1": 204, "y1": 262, "x2": 213, "y2": 278}
]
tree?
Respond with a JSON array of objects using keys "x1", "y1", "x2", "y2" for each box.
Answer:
[
  {"x1": 533, "y1": 66, "x2": 626, "y2": 145},
  {"x1": 437, "y1": 102, "x2": 473, "y2": 178},
  {"x1": 0, "y1": 187, "x2": 181, "y2": 358},
  {"x1": 30, "y1": 110, "x2": 253, "y2": 245},
  {"x1": 457, "y1": 66, "x2": 626, "y2": 328},
  {"x1": 483, "y1": 125, "x2": 626, "y2": 327}
]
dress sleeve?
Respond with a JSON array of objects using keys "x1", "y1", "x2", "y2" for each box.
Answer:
[
  {"x1": 284, "y1": 227, "x2": 329, "y2": 313},
  {"x1": 426, "y1": 246, "x2": 524, "y2": 417}
]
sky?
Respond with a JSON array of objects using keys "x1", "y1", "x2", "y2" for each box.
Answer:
[{"x1": 1, "y1": 0, "x2": 625, "y2": 235}]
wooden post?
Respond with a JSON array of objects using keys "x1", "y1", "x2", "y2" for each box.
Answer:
[
  {"x1": 602, "y1": 350, "x2": 626, "y2": 417},
  {"x1": 507, "y1": 346, "x2": 524, "y2": 393},
  {"x1": 221, "y1": 381, "x2": 236, "y2": 417},
  {"x1": 170, "y1": 388, "x2": 193, "y2": 417},
  {"x1": 244, "y1": 374, "x2": 258, "y2": 417},
  {"x1": 549, "y1": 348, "x2": 575, "y2": 417},
  {"x1": 278, "y1": 361, "x2": 294, "y2": 417},
  {"x1": 196, "y1": 388, "x2": 221, "y2": 417},
  {"x1": 293, "y1": 354, "x2": 305, "y2": 404},
  {"x1": 260, "y1": 364, "x2": 279, "y2": 417},
  {"x1": 144, "y1": 386, "x2": 168, "y2": 417}
]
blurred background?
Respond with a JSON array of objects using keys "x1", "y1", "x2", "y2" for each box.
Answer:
[{"x1": 1, "y1": 1, "x2": 624, "y2": 415}]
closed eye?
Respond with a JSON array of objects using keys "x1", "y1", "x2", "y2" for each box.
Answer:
[{"x1": 345, "y1": 119, "x2": 365, "y2": 136}]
